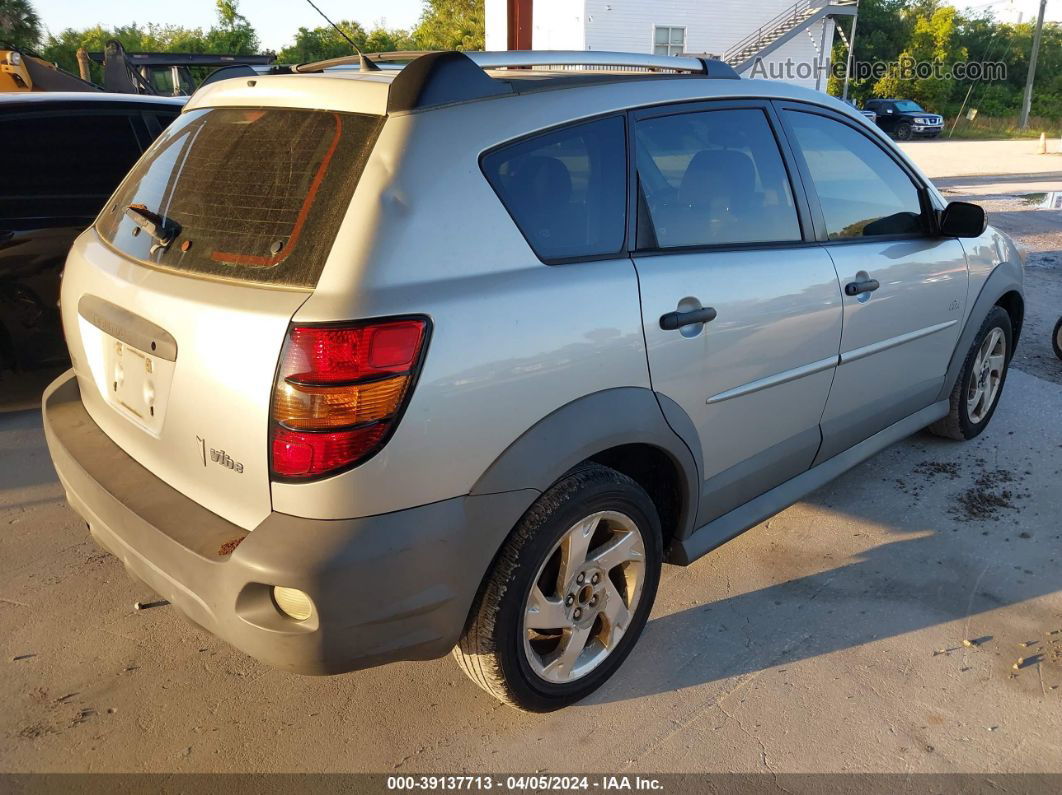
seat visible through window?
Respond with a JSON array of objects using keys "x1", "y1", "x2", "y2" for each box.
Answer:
[
  {"x1": 635, "y1": 108, "x2": 801, "y2": 249},
  {"x1": 482, "y1": 116, "x2": 627, "y2": 261}
]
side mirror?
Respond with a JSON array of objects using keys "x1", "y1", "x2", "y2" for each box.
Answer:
[
  {"x1": 885, "y1": 108, "x2": 894, "y2": 114},
  {"x1": 939, "y1": 201, "x2": 987, "y2": 238}
]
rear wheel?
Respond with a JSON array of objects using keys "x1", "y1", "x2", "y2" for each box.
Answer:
[
  {"x1": 453, "y1": 464, "x2": 662, "y2": 712},
  {"x1": 1053, "y1": 316, "x2": 1062, "y2": 361},
  {"x1": 929, "y1": 306, "x2": 1012, "y2": 440}
]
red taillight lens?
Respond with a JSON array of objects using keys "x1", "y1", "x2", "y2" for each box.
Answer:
[
  {"x1": 282, "y1": 321, "x2": 425, "y2": 384},
  {"x1": 270, "y1": 318, "x2": 428, "y2": 479},
  {"x1": 271, "y1": 425, "x2": 390, "y2": 477}
]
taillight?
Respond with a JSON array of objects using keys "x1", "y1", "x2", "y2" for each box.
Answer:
[{"x1": 270, "y1": 318, "x2": 429, "y2": 479}]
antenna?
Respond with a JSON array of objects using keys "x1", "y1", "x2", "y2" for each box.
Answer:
[{"x1": 301, "y1": 0, "x2": 380, "y2": 70}]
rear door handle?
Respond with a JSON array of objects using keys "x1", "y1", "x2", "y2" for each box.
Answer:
[
  {"x1": 844, "y1": 278, "x2": 880, "y2": 296},
  {"x1": 0, "y1": 230, "x2": 13, "y2": 245},
  {"x1": 659, "y1": 306, "x2": 717, "y2": 330}
]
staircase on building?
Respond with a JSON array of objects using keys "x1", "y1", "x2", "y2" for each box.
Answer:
[{"x1": 723, "y1": 0, "x2": 858, "y2": 74}]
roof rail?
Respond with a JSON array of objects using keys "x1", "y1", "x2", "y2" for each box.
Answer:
[
  {"x1": 297, "y1": 50, "x2": 740, "y2": 113},
  {"x1": 463, "y1": 50, "x2": 734, "y2": 75}
]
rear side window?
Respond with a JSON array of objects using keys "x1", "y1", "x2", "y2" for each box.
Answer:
[
  {"x1": 1, "y1": 111, "x2": 144, "y2": 222},
  {"x1": 97, "y1": 107, "x2": 384, "y2": 288},
  {"x1": 634, "y1": 108, "x2": 801, "y2": 248},
  {"x1": 482, "y1": 116, "x2": 627, "y2": 261},
  {"x1": 784, "y1": 111, "x2": 924, "y2": 239}
]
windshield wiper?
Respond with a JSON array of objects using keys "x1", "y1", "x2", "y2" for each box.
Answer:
[{"x1": 125, "y1": 204, "x2": 180, "y2": 253}]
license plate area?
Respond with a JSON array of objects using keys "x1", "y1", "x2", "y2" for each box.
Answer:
[{"x1": 79, "y1": 321, "x2": 175, "y2": 437}]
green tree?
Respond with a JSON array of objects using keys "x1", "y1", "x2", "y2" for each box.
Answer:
[
  {"x1": 0, "y1": 0, "x2": 41, "y2": 50},
  {"x1": 40, "y1": 0, "x2": 261, "y2": 83},
  {"x1": 413, "y1": 0, "x2": 484, "y2": 50},
  {"x1": 205, "y1": 0, "x2": 258, "y2": 55},
  {"x1": 277, "y1": 20, "x2": 416, "y2": 64},
  {"x1": 277, "y1": 20, "x2": 368, "y2": 63},
  {"x1": 827, "y1": 0, "x2": 914, "y2": 102},
  {"x1": 873, "y1": 3, "x2": 968, "y2": 111}
]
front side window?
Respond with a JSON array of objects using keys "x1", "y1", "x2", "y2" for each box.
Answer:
[
  {"x1": 482, "y1": 116, "x2": 627, "y2": 261},
  {"x1": 653, "y1": 25, "x2": 685, "y2": 56},
  {"x1": 784, "y1": 111, "x2": 924, "y2": 240},
  {"x1": 635, "y1": 108, "x2": 801, "y2": 249},
  {"x1": 97, "y1": 107, "x2": 384, "y2": 288}
]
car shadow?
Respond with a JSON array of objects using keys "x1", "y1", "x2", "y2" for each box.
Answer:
[{"x1": 588, "y1": 428, "x2": 1061, "y2": 705}]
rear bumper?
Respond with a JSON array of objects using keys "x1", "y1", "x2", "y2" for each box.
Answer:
[{"x1": 43, "y1": 370, "x2": 536, "y2": 674}]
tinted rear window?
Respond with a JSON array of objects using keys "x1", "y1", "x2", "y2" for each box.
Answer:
[
  {"x1": 97, "y1": 107, "x2": 384, "y2": 288},
  {"x1": 482, "y1": 116, "x2": 627, "y2": 261}
]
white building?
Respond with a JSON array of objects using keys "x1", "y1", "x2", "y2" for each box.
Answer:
[{"x1": 484, "y1": 0, "x2": 859, "y2": 92}]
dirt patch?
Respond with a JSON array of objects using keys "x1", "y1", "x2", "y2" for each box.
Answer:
[
  {"x1": 949, "y1": 469, "x2": 1018, "y2": 521},
  {"x1": 913, "y1": 460, "x2": 962, "y2": 479}
]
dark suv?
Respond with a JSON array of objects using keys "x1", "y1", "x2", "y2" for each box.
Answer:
[
  {"x1": 0, "y1": 92, "x2": 184, "y2": 373},
  {"x1": 863, "y1": 99, "x2": 943, "y2": 140}
]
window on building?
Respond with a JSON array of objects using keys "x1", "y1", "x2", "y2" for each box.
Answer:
[{"x1": 653, "y1": 26, "x2": 685, "y2": 56}]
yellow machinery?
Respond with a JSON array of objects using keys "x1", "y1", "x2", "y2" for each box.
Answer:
[{"x1": 0, "y1": 48, "x2": 99, "y2": 92}]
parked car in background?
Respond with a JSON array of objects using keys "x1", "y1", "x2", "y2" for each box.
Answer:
[
  {"x1": 42, "y1": 51, "x2": 1022, "y2": 712},
  {"x1": 0, "y1": 92, "x2": 184, "y2": 373},
  {"x1": 864, "y1": 98, "x2": 943, "y2": 140},
  {"x1": 843, "y1": 98, "x2": 876, "y2": 124}
]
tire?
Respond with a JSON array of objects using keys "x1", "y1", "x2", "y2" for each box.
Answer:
[
  {"x1": 896, "y1": 123, "x2": 913, "y2": 141},
  {"x1": 1053, "y1": 316, "x2": 1062, "y2": 361},
  {"x1": 929, "y1": 306, "x2": 1012, "y2": 440},
  {"x1": 453, "y1": 463, "x2": 662, "y2": 712}
]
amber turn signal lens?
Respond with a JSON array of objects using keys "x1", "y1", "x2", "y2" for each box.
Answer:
[{"x1": 273, "y1": 375, "x2": 408, "y2": 430}]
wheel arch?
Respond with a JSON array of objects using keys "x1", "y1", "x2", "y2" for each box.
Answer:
[
  {"x1": 470, "y1": 387, "x2": 702, "y2": 557},
  {"x1": 938, "y1": 265, "x2": 1023, "y2": 401},
  {"x1": 994, "y1": 289, "x2": 1024, "y2": 349}
]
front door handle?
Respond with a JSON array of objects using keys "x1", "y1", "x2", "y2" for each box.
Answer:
[
  {"x1": 844, "y1": 278, "x2": 880, "y2": 296},
  {"x1": 659, "y1": 306, "x2": 717, "y2": 330}
]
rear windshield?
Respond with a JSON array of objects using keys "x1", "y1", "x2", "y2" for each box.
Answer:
[{"x1": 96, "y1": 107, "x2": 383, "y2": 288}]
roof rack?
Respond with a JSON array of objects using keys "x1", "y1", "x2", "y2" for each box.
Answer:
[
  {"x1": 464, "y1": 50, "x2": 734, "y2": 74},
  {"x1": 295, "y1": 50, "x2": 740, "y2": 114}
]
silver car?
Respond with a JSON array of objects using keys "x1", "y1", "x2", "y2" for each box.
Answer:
[{"x1": 42, "y1": 51, "x2": 1024, "y2": 712}]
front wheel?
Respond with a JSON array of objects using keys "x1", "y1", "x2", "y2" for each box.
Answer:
[
  {"x1": 896, "y1": 122, "x2": 913, "y2": 141},
  {"x1": 1053, "y1": 316, "x2": 1062, "y2": 361},
  {"x1": 453, "y1": 464, "x2": 662, "y2": 712},
  {"x1": 929, "y1": 306, "x2": 1012, "y2": 440}
]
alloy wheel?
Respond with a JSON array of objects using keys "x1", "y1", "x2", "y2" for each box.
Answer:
[
  {"x1": 522, "y1": 511, "x2": 646, "y2": 684},
  {"x1": 966, "y1": 326, "x2": 1006, "y2": 424}
]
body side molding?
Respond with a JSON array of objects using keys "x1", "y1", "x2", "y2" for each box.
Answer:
[{"x1": 840, "y1": 320, "x2": 957, "y2": 365}]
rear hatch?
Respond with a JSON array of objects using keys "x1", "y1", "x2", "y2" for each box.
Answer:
[{"x1": 61, "y1": 105, "x2": 384, "y2": 530}]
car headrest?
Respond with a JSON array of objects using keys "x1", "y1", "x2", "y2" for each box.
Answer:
[
  {"x1": 678, "y1": 149, "x2": 756, "y2": 207},
  {"x1": 508, "y1": 155, "x2": 573, "y2": 207}
]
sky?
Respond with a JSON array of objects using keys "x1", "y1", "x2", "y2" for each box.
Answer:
[
  {"x1": 31, "y1": 0, "x2": 1062, "y2": 54},
  {"x1": 32, "y1": 1, "x2": 427, "y2": 52}
]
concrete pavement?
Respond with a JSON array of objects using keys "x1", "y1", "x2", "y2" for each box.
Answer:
[{"x1": 2, "y1": 366, "x2": 1060, "y2": 773}]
